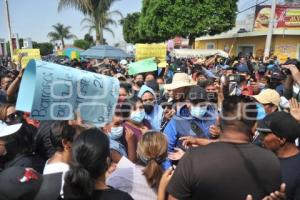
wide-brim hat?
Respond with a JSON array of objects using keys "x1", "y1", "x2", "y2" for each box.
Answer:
[
  {"x1": 0, "y1": 121, "x2": 22, "y2": 138},
  {"x1": 164, "y1": 73, "x2": 195, "y2": 90}
]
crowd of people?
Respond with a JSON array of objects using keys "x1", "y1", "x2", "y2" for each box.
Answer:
[{"x1": 0, "y1": 52, "x2": 300, "y2": 200}]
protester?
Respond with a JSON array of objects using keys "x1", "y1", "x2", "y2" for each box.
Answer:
[
  {"x1": 0, "y1": 167, "x2": 43, "y2": 200},
  {"x1": 166, "y1": 95, "x2": 282, "y2": 200},
  {"x1": 42, "y1": 121, "x2": 77, "y2": 175},
  {"x1": 103, "y1": 113, "x2": 128, "y2": 159},
  {"x1": 164, "y1": 85, "x2": 217, "y2": 168},
  {"x1": 258, "y1": 112, "x2": 300, "y2": 200},
  {"x1": 138, "y1": 85, "x2": 163, "y2": 131},
  {"x1": 253, "y1": 89, "x2": 280, "y2": 114},
  {"x1": 107, "y1": 131, "x2": 168, "y2": 200},
  {"x1": 1, "y1": 49, "x2": 300, "y2": 200},
  {"x1": 63, "y1": 128, "x2": 133, "y2": 200},
  {"x1": 0, "y1": 121, "x2": 44, "y2": 173},
  {"x1": 0, "y1": 75, "x2": 12, "y2": 104},
  {"x1": 123, "y1": 99, "x2": 151, "y2": 162}
]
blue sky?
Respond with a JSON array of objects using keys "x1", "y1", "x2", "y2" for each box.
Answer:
[{"x1": 0, "y1": 0, "x2": 272, "y2": 45}]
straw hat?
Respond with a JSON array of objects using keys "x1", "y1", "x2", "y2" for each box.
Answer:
[{"x1": 164, "y1": 73, "x2": 195, "y2": 90}]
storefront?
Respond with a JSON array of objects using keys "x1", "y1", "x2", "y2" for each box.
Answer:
[
  {"x1": 195, "y1": 3, "x2": 300, "y2": 62},
  {"x1": 195, "y1": 29, "x2": 300, "y2": 62}
]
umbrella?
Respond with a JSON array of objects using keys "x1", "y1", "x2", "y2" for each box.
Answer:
[{"x1": 80, "y1": 45, "x2": 131, "y2": 60}]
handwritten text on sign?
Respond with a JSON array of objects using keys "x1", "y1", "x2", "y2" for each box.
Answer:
[{"x1": 16, "y1": 60, "x2": 120, "y2": 126}]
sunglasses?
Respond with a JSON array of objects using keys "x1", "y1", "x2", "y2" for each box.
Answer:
[{"x1": 5, "y1": 111, "x2": 23, "y2": 125}]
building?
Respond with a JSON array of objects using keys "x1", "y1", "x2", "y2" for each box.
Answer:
[
  {"x1": 0, "y1": 39, "x2": 6, "y2": 56},
  {"x1": 195, "y1": 4, "x2": 300, "y2": 62}
]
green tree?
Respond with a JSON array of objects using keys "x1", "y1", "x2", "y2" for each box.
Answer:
[
  {"x1": 58, "y1": 0, "x2": 122, "y2": 44},
  {"x1": 84, "y1": 33, "x2": 94, "y2": 46},
  {"x1": 137, "y1": 0, "x2": 238, "y2": 46},
  {"x1": 73, "y1": 39, "x2": 90, "y2": 50},
  {"x1": 47, "y1": 23, "x2": 76, "y2": 48},
  {"x1": 33, "y1": 42, "x2": 54, "y2": 56},
  {"x1": 121, "y1": 12, "x2": 142, "y2": 44},
  {"x1": 81, "y1": 9, "x2": 122, "y2": 44}
]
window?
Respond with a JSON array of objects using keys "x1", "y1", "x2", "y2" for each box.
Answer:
[
  {"x1": 206, "y1": 43, "x2": 215, "y2": 49},
  {"x1": 237, "y1": 45, "x2": 255, "y2": 57}
]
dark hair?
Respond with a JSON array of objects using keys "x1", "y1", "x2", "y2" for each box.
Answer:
[
  {"x1": 63, "y1": 128, "x2": 110, "y2": 200},
  {"x1": 49, "y1": 121, "x2": 77, "y2": 152},
  {"x1": 115, "y1": 100, "x2": 132, "y2": 118},
  {"x1": 220, "y1": 95, "x2": 257, "y2": 136},
  {"x1": 3, "y1": 124, "x2": 36, "y2": 160}
]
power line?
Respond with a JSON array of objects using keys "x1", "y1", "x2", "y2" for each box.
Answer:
[{"x1": 238, "y1": 0, "x2": 269, "y2": 14}]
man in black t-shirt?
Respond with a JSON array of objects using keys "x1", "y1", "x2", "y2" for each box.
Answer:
[
  {"x1": 167, "y1": 96, "x2": 281, "y2": 200},
  {"x1": 258, "y1": 112, "x2": 300, "y2": 200}
]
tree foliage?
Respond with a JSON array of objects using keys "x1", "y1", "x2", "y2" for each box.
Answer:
[
  {"x1": 33, "y1": 42, "x2": 54, "y2": 56},
  {"x1": 121, "y1": 12, "x2": 143, "y2": 44},
  {"x1": 47, "y1": 23, "x2": 76, "y2": 48},
  {"x1": 122, "y1": 0, "x2": 238, "y2": 45},
  {"x1": 58, "y1": 0, "x2": 122, "y2": 44},
  {"x1": 73, "y1": 39, "x2": 90, "y2": 50},
  {"x1": 84, "y1": 33, "x2": 95, "y2": 46}
]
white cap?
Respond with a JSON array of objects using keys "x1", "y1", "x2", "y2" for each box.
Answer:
[
  {"x1": 120, "y1": 60, "x2": 128, "y2": 65},
  {"x1": 0, "y1": 121, "x2": 22, "y2": 138}
]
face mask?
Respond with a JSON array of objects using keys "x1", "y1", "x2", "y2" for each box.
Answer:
[
  {"x1": 258, "y1": 83, "x2": 266, "y2": 90},
  {"x1": 109, "y1": 126, "x2": 124, "y2": 140},
  {"x1": 220, "y1": 75, "x2": 226, "y2": 85},
  {"x1": 136, "y1": 80, "x2": 144, "y2": 88},
  {"x1": 190, "y1": 106, "x2": 207, "y2": 119},
  {"x1": 159, "y1": 85, "x2": 164, "y2": 93},
  {"x1": 130, "y1": 110, "x2": 145, "y2": 123},
  {"x1": 293, "y1": 83, "x2": 300, "y2": 95},
  {"x1": 256, "y1": 103, "x2": 266, "y2": 120},
  {"x1": 143, "y1": 104, "x2": 154, "y2": 114}
]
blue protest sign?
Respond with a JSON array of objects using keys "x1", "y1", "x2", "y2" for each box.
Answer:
[{"x1": 16, "y1": 60, "x2": 120, "y2": 126}]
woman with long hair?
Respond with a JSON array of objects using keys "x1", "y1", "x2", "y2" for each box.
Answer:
[
  {"x1": 107, "y1": 131, "x2": 168, "y2": 200},
  {"x1": 63, "y1": 128, "x2": 133, "y2": 200}
]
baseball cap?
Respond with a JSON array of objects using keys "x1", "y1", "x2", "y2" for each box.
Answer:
[
  {"x1": 253, "y1": 89, "x2": 280, "y2": 107},
  {"x1": 188, "y1": 86, "x2": 207, "y2": 102},
  {"x1": 0, "y1": 121, "x2": 22, "y2": 138},
  {"x1": 257, "y1": 112, "x2": 300, "y2": 142},
  {"x1": 0, "y1": 167, "x2": 42, "y2": 200}
]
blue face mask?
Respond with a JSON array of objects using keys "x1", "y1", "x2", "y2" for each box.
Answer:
[
  {"x1": 130, "y1": 110, "x2": 146, "y2": 123},
  {"x1": 256, "y1": 103, "x2": 266, "y2": 120},
  {"x1": 109, "y1": 126, "x2": 124, "y2": 140},
  {"x1": 258, "y1": 83, "x2": 266, "y2": 90},
  {"x1": 190, "y1": 106, "x2": 207, "y2": 119}
]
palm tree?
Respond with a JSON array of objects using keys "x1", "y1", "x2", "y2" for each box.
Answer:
[
  {"x1": 81, "y1": 10, "x2": 122, "y2": 44},
  {"x1": 47, "y1": 23, "x2": 76, "y2": 48},
  {"x1": 58, "y1": 0, "x2": 123, "y2": 45}
]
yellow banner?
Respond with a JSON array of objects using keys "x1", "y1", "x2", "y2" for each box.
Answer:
[
  {"x1": 135, "y1": 43, "x2": 167, "y2": 67},
  {"x1": 13, "y1": 49, "x2": 41, "y2": 68}
]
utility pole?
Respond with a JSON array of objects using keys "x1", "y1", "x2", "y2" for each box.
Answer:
[
  {"x1": 4, "y1": 0, "x2": 14, "y2": 56},
  {"x1": 264, "y1": 0, "x2": 277, "y2": 60}
]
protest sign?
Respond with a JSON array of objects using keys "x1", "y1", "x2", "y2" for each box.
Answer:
[
  {"x1": 16, "y1": 60, "x2": 120, "y2": 126},
  {"x1": 135, "y1": 43, "x2": 167, "y2": 67},
  {"x1": 128, "y1": 58, "x2": 157, "y2": 75},
  {"x1": 13, "y1": 49, "x2": 41, "y2": 68}
]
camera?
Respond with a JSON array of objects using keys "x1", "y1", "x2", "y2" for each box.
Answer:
[{"x1": 280, "y1": 59, "x2": 300, "y2": 76}]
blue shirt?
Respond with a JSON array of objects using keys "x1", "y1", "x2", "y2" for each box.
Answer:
[{"x1": 163, "y1": 105, "x2": 217, "y2": 169}]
